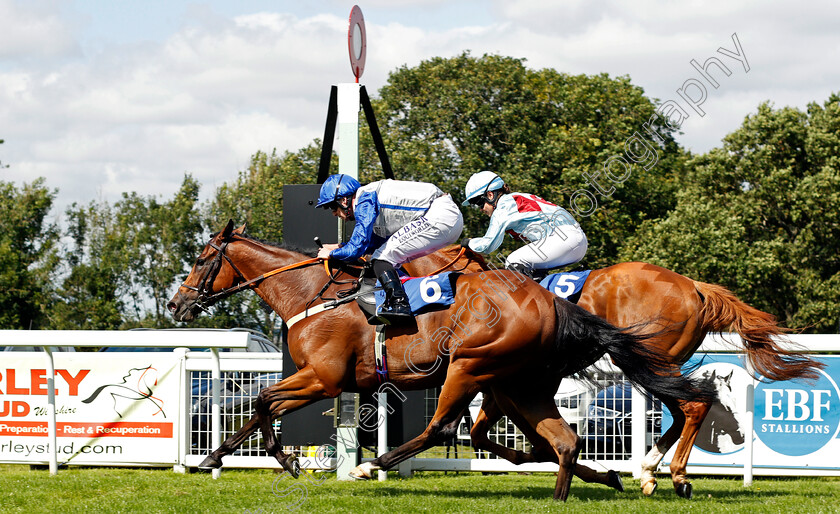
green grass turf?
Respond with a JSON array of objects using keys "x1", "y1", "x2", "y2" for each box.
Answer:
[{"x1": 2, "y1": 465, "x2": 839, "y2": 513}]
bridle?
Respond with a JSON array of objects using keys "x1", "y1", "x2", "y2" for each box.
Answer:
[
  {"x1": 175, "y1": 234, "x2": 328, "y2": 314},
  {"x1": 175, "y1": 232, "x2": 470, "y2": 317}
]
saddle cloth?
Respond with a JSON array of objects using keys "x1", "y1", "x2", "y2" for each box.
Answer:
[
  {"x1": 539, "y1": 270, "x2": 592, "y2": 303},
  {"x1": 373, "y1": 272, "x2": 457, "y2": 315}
]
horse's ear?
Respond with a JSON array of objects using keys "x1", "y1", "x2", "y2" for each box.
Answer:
[
  {"x1": 236, "y1": 223, "x2": 247, "y2": 234},
  {"x1": 221, "y1": 219, "x2": 235, "y2": 239}
]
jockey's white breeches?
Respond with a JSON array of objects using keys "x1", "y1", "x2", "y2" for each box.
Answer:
[
  {"x1": 505, "y1": 224, "x2": 588, "y2": 271},
  {"x1": 372, "y1": 194, "x2": 464, "y2": 267}
]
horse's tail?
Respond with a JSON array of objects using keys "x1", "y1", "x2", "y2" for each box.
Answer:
[
  {"x1": 552, "y1": 297, "x2": 717, "y2": 404},
  {"x1": 693, "y1": 281, "x2": 824, "y2": 381}
]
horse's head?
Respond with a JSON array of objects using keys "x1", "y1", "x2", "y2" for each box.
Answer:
[{"x1": 167, "y1": 220, "x2": 247, "y2": 322}]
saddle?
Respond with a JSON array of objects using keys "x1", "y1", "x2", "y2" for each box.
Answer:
[{"x1": 353, "y1": 273, "x2": 381, "y2": 325}]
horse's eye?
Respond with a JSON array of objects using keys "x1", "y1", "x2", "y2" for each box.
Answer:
[{"x1": 196, "y1": 258, "x2": 206, "y2": 266}]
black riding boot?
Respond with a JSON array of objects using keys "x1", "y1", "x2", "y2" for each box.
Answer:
[{"x1": 373, "y1": 260, "x2": 413, "y2": 325}]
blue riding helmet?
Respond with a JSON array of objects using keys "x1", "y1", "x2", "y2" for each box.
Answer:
[{"x1": 315, "y1": 174, "x2": 362, "y2": 208}]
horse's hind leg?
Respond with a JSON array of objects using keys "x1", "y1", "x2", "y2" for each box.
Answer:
[
  {"x1": 350, "y1": 373, "x2": 478, "y2": 479},
  {"x1": 639, "y1": 395, "x2": 685, "y2": 496},
  {"x1": 473, "y1": 391, "x2": 623, "y2": 492},
  {"x1": 667, "y1": 398, "x2": 712, "y2": 499}
]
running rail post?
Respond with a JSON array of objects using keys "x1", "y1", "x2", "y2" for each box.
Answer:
[
  {"x1": 744, "y1": 380, "x2": 755, "y2": 487},
  {"x1": 45, "y1": 346, "x2": 58, "y2": 475},
  {"x1": 378, "y1": 392, "x2": 387, "y2": 481},
  {"x1": 211, "y1": 348, "x2": 222, "y2": 480}
]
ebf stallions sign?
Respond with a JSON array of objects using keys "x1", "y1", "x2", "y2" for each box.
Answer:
[{"x1": 663, "y1": 354, "x2": 840, "y2": 472}]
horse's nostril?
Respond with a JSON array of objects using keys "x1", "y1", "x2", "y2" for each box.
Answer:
[{"x1": 167, "y1": 302, "x2": 177, "y2": 313}]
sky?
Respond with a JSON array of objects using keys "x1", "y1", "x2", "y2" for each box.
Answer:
[{"x1": 1, "y1": 0, "x2": 839, "y2": 218}]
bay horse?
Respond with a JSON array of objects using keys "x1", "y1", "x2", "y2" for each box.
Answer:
[
  {"x1": 167, "y1": 221, "x2": 714, "y2": 501},
  {"x1": 404, "y1": 245, "x2": 823, "y2": 498}
]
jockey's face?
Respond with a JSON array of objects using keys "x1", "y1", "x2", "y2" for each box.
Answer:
[
  {"x1": 481, "y1": 191, "x2": 496, "y2": 216},
  {"x1": 330, "y1": 196, "x2": 354, "y2": 220}
]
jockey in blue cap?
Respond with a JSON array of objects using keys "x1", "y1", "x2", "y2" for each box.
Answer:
[
  {"x1": 462, "y1": 171, "x2": 587, "y2": 278},
  {"x1": 315, "y1": 174, "x2": 463, "y2": 324}
]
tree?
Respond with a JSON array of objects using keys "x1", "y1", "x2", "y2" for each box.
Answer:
[
  {"x1": 0, "y1": 179, "x2": 60, "y2": 328},
  {"x1": 48, "y1": 202, "x2": 128, "y2": 330},
  {"x1": 202, "y1": 146, "x2": 327, "y2": 335},
  {"x1": 623, "y1": 94, "x2": 840, "y2": 331},
  {"x1": 372, "y1": 52, "x2": 686, "y2": 267},
  {"x1": 52, "y1": 175, "x2": 204, "y2": 329}
]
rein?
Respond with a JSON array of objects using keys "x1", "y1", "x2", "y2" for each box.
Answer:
[
  {"x1": 426, "y1": 247, "x2": 467, "y2": 276},
  {"x1": 179, "y1": 235, "x2": 329, "y2": 311}
]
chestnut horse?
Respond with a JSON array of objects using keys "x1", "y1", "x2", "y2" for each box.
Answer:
[
  {"x1": 404, "y1": 245, "x2": 823, "y2": 498},
  {"x1": 167, "y1": 221, "x2": 714, "y2": 501}
]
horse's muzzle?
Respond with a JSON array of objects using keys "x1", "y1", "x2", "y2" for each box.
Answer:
[{"x1": 168, "y1": 292, "x2": 200, "y2": 322}]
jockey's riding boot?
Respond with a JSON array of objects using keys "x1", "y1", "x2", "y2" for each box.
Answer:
[
  {"x1": 506, "y1": 262, "x2": 534, "y2": 279},
  {"x1": 374, "y1": 261, "x2": 413, "y2": 325}
]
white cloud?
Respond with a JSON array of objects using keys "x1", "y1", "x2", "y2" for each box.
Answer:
[
  {"x1": 0, "y1": 0, "x2": 838, "y2": 219},
  {"x1": 0, "y1": 0, "x2": 79, "y2": 61}
]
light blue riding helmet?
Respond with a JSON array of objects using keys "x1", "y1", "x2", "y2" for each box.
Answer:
[
  {"x1": 462, "y1": 171, "x2": 506, "y2": 206},
  {"x1": 315, "y1": 174, "x2": 362, "y2": 208}
]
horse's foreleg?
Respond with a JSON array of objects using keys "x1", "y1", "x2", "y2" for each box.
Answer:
[
  {"x1": 255, "y1": 367, "x2": 339, "y2": 477},
  {"x1": 667, "y1": 399, "x2": 712, "y2": 499},
  {"x1": 199, "y1": 415, "x2": 260, "y2": 469},
  {"x1": 350, "y1": 374, "x2": 478, "y2": 479},
  {"x1": 203, "y1": 366, "x2": 336, "y2": 475},
  {"x1": 501, "y1": 388, "x2": 581, "y2": 501},
  {"x1": 470, "y1": 394, "x2": 536, "y2": 464},
  {"x1": 475, "y1": 391, "x2": 623, "y2": 492}
]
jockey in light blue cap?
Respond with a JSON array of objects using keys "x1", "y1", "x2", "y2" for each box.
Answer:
[
  {"x1": 315, "y1": 174, "x2": 463, "y2": 325},
  {"x1": 462, "y1": 171, "x2": 588, "y2": 279}
]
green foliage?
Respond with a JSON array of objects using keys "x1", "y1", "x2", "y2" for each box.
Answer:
[
  {"x1": 373, "y1": 52, "x2": 686, "y2": 266},
  {"x1": 208, "y1": 147, "x2": 323, "y2": 241},
  {"x1": 50, "y1": 175, "x2": 204, "y2": 329},
  {"x1": 0, "y1": 179, "x2": 60, "y2": 328},
  {"x1": 624, "y1": 95, "x2": 840, "y2": 331}
]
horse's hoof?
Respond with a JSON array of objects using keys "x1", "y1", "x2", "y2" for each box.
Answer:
[
  {"x1": 283, "y1": 455, "x2": 301, "y2": 479},
  {"x1": 675, "y1": 482, "x2": 693, "y2": 499},
  {"x1": 348, "y1": 462, "x2": 377, "y2": 480},
  {"x1": 641, "y1": 480, "x2": 658, "y2": 496},
  {"x1": 198, "y1": 455, "x2": 222, "y2": 470},
  {"x1": 607, "y1": 470, "x2": 624, "y2": 492}
]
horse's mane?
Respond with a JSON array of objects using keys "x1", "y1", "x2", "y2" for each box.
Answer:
[
  {"x1": 212, "y1": 229, "x2": 318, "y2": 258},
  {"x1": 247, "y1": 235, "x2": 318, "y2": 258}
]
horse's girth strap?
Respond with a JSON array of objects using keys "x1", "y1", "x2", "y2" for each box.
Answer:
[
  {"x1": 375, "y1": 325, "x2": 389, "y2": 384},
  {"x1": 285, "y1": 301, "x2": 337, "y2": 330}
]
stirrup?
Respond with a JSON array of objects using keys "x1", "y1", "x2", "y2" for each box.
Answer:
[
  {"x1": 506, "y1": 262, "x2": 534, "y2": 278},
  {"x1": 377, "y1": 296, "x2": 412, "y2": 325}
]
